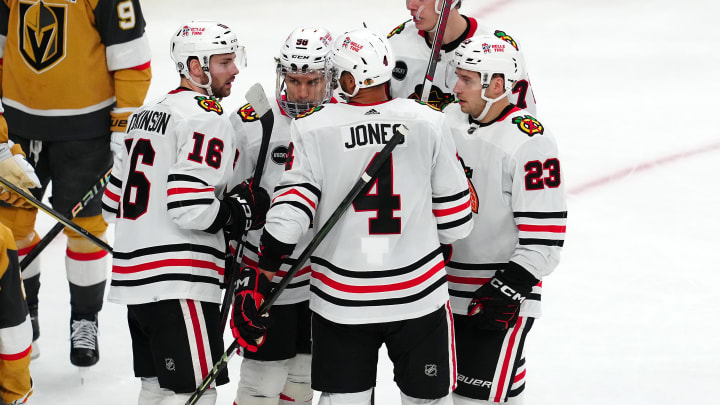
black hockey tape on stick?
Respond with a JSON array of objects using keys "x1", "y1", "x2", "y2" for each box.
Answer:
[
  {"x1": 186, "y1": 125, "x2": 408, "y2": 405},
  {"x1": 219, "y1": 83, "x2": 275, "y2": 329},
  {"x1": 420, "y1": 0, "x2": 453, "y2": 102},
  {"x1": 19, "y1": 165, "x2": 113, "y2": 270},
  {"x1": 0, "y1": 175, "x2": 112, "y2": 253}
]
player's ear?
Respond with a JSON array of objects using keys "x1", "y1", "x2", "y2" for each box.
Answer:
[
  {"x1": 188, "y1": 58, "x2": 204, "y2": 78},
  {"x1": 339, "y1": 72, "x2": 356, "y2": 96}
]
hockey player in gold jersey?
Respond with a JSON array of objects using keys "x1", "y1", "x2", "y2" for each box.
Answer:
[
  {"x1": 0, "y1": 221, "x2": 33, "y2": 405},
  {"x1": 0, "y1": 0, "x2": 152, "y2": 367}
]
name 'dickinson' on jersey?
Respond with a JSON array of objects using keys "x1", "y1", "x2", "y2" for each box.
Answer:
[
  {"x1": 128, "y1": 110, "x2": 172, "y2": 135},
  {"x1": 343, "y1": 123, "x2": 406, "y2": 150}
]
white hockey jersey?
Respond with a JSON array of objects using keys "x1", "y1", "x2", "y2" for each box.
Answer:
[
  {"x1": 101, "y1": 88, "x2": 237, "y2": 305},
  {"x1": 444, "y1": 102, "x2": 566, "y2": 318},
  {"x1": 229, "y1": 98, "x2": 312, "y2": 306},
  {"x1": 387, "y1": 17, "x2": 536, "y2": 114},
  {"x1": 263, "y1": 98, "x2": 473, "y2": 324}
]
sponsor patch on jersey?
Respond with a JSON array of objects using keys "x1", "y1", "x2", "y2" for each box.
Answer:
[
  {"x1": 512, "y1": 115, "x2": 544, "y2": 137},
  {"x1": 393, "y1": 60, "x2": 408, "y2": 81},
  {"x1": 237, "y1": 103, "x2": 258, "y2": 122},
  {"x1": 271, "y1": 145, "x2": 288, "y2": 165},
  {"x1": 494, "y1": 30, "x2": 519, "y2": 51},
  {"x1": 388, "y1": 20, "x2": 410, "y2": 38},
  {"x1": 19, "y1": 2, "x2": 67, "y2": 72},
  {"x1": 296, "y1": 105, "x2": 324, "y2": 119},
  {"x1": 195, "y1": 96, "x2": 223, "y2": 115}
]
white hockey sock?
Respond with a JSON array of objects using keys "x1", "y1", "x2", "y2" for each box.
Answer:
[
  {"x1": 236, "y1": 358, "x2": 288, "y2": 404},
  {"x1": 138, "y1": 377, "x2": 171, "y2": 405},
  {"x1": 317, "y1": 389, "x2": 373, "y2": 405},
  {"x1": 280, "y1": 354, "x2": 312, "y2": 404},
  {"x1": 400, "y1": 392, "x2": 452, "y2": 405},
  {"x1": 158, "y1": 389, "x2": 216, "y2": 405}
]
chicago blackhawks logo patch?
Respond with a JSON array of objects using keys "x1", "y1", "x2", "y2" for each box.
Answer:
[
  {"x1": 296, "y1": 105, "x2": 324, "y2": 119},
  {"x1": 458, "y1": 155, "x2": 478, "y2": 214},
  {"x1": 19, "y1": 1, "x2": 67, "y2": 72},
  {"x1": 387, "y1": 20, "x2": 410, "y2": 38},
  {"x1": 494, "y1": 30, "x2": 519, "y2": 51},
  {"x1": 237, "y1": 103, "x2": 258, "y2": 122},
  {"x1": 413, "y1": 99, "x2": 442, "y2": 112},
  {"x1": 195, "y1": 96, "x2": 223, "y2": 115},
  {"x1": 512, "y1": 115, "x2": 544, "y2": 137}
]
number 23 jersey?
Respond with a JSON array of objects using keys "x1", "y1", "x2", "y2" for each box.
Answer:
[
  {"x1": 102, "y1": 88, "x2": 237, "y2": 305},
  {"x1": 445, "y1": 102, "x2": 566, "y2": 318}
]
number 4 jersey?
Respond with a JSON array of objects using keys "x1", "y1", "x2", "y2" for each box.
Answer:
[
  {"x1": 444, "y1": 102, "x2": 566, "y2": 318},
  {"x1": 262, "y1": 98, "x2": 473, "y2": 325},
  {"x1": 101, "y1": 88, "x2": 237, "y2": 305}
]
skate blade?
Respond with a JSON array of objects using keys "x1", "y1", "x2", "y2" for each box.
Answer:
[{"x1": 77, "y1": 366, "x2": 91, "y2": 385}]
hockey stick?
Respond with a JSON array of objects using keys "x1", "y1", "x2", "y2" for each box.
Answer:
[
  {"x1": 219, "y1": 83, "x2": 275, "y2": 329},
  {"x1": 0, "y1": 175, "x2": 112, "y2": 253},
  {"x1": 185, "y1": 124, "x2": 408, "y2": 405},
  {"x1": 19, "y1": 165, "x2": 112, "y2": 270},
  {"x1": 419, "y1": 0, "x2": 453, "y2": 102}
]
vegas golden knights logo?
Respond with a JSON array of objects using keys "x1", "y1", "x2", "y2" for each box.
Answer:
[{"x1": 19, "y1": 0, "x2": 67, "y2": 73}]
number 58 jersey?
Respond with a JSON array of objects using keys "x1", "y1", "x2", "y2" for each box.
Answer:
[{"x1": 102, "y1": 88, "x2": 237, "y2": 305}]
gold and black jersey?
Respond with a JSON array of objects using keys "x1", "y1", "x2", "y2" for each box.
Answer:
[{"x1": 0, "y1": 0, "x2": 151, "y2": 140}]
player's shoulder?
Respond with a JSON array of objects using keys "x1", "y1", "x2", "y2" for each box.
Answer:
[
  {"x1": 387, "y1": 19, "x2": 416, "y2": 41},
  {"x1": 161, "y1": 89, "x2": 227, "y2": 118},
  {"x1": 499, "y1": 107, "x2": 557, "y2": 154}
]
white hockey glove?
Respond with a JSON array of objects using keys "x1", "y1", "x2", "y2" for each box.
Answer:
[
  {"x1": 0, "y1": 142, "x2": 41, "y2": 208},
  {"x1": 110, "y1": 131, "x2": 126, "y2": 160}
]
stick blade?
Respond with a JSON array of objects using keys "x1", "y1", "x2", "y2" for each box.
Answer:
[{"x1": 245, "y1": 83, "x2": 272, "y2": 117}]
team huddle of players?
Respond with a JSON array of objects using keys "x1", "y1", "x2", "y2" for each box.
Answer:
[{"x1": 0, "y1": 0, "x2": 566, "y2": 405}]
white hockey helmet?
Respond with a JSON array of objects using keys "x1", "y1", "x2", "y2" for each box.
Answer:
[
  {"x1": 447, "y1": 35, "x2": 521, "y2": 120},
  {"x1": 276, "y1": 26, "x2": 334, "y2": 117},
  {"x1": 170, "y1": 20, "x2": 245, "y2": 96},
  {"x1": 447, "y1": 34, "x2": 521, "y2": 92},
  {"x1": 326, "y1": 28, "x2": 395, "y2": 99}
]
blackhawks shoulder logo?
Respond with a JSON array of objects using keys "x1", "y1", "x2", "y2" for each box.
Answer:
[
  {"x1": 413, "y1": 99, "x2": 442, "y2": 112},
  {"x1": 457, "y1": 155, "x2": 478, "y2": 214},
  {"x1": 388, "y1": 20, "x2": 410, "y2": 38},
  {"x1": 237, "y1": 103, "x2": 258, "y2": 122},
  {"x1": 512, "y1": 115, "x2": 544, "y2": 137},
  {"x1": 296, "y1": 105, "x2": 324, "y2": 119},
  {"x1": 195, "y1": 96, "x2": 223, "y2": 115},
  {"x1": 494, "y1": 30, "x2": 519, "y2": 51}
]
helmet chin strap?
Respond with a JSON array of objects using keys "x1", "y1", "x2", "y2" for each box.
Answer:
[
  {"x1": 184, "y1": 70, "x2": 214, "y2": 97},
  {"x1": 473, "y1": 87, "x2": 511, "y2": 121}
]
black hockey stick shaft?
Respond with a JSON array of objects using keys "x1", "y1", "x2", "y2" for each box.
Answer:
[
  {"x1": 419, "y1": 0, "x2": 453, "y2": 102},
  {"x1": 259, "y1": 124, "x2": 407, "y2": 313},
  {"x1": 219, "y1": 84, "x2": 275, "y2": 329},
  {"x1": 0, "y1": 175, "x2": 113, "y2": 253},
  {"x1": 187, "y1": 125, "x2": 408, "y2": 405},
  {"x1": 19, "y1": 165, "x2": 112, "y2": 270}
]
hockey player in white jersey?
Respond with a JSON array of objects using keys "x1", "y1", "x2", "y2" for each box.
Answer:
[
  {"x1": 228, "y1": 26, "x2": 334, "y2": 405},
  {"x1": 230, "y1": 28, "x2": 473, "y2": 405},
  {"x1": 443, "y1": 35, "x2": 566, "y2": 404},
  {"x1": 101, "y1": 21, "x2": 269, "y2": 405},
  {"x1": 387, "y1": 0, "x2": 536, "y2": 113}
]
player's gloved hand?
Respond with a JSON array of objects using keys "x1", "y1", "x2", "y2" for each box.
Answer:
[
  {"x1": 224, "y1": 179, "x2": 270, "y2": 238},
  {"x1": 230, "y1": 266, "x2": 271, "y2": 352},
  {"x1": 0, "y1": 142, "x2": 41, "y2": 208},
  {"x1": 110, "y1": 132, "x2": 126, "y2": 160},
  {"x1": 467, "y1": 262, "x2": 539, "y2": 330}
]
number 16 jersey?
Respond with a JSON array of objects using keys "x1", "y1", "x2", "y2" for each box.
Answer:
[{"x1": 102, "y1": 88, "x2": 237, "y2": 305}]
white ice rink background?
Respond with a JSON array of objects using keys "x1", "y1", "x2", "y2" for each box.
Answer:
[{"x1": 25, "y1": 0, "x2": 720, "y2": 404}]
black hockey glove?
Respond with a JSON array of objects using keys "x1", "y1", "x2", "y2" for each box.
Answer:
[
  {"x1": 467, "y1": 262, "x2": 539, "y2": 330},
  {"x1": 230, "y1": 266, "x2": 272, "y2": 353},
  {"x1": 440, "y1": 244, "x2": 453, "y2": 265},
  {"x1": 224, "y1": 179, "x2": 270, "y2": 239}
]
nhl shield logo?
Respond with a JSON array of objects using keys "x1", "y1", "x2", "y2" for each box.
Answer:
[
  {"x1": 19, "y1": 0, "x2": 68, "y2": 73},
  {"x1": 425, "y1": 364, "x2": 438, "y2": 377}
]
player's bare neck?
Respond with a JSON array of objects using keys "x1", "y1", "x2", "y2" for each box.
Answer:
[
  {"x1": 350, "y1": 85, "x2": 390, "y2": 105},
  {"x1": 442, "y1": 11, "x2": 467, "y2": 45}
]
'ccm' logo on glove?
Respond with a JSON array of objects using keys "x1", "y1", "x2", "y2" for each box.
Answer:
[{"x1": 490, "y1": 277, "x2": 527, "y2": 303}]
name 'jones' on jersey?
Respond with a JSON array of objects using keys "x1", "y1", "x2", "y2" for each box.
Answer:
[{"x1": 343, "y1": 123, "x2": 406, "y2": 150}]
